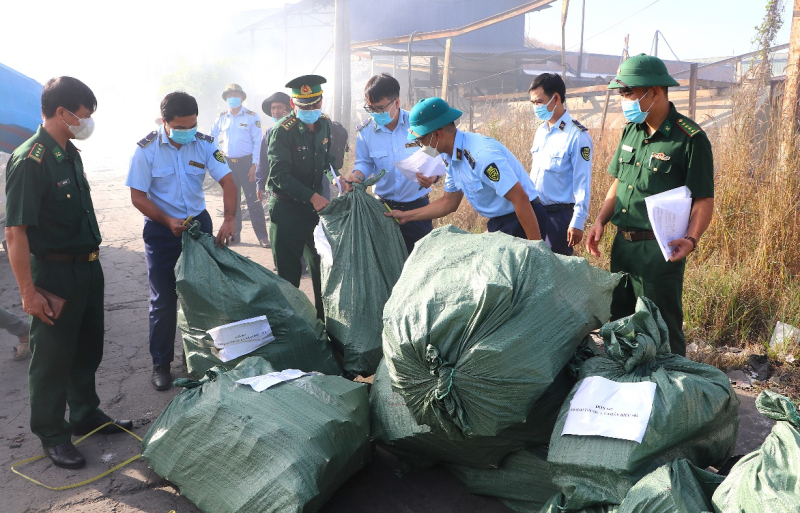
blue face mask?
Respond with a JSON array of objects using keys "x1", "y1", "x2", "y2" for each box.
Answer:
[
  {"x1": 621, "y1": 89, "x2": 652, "y2": 124},
  {"x1": 168, "y1": 126, "x2": 197, "y2": 145},
  {"x1": 370, "y1": 111, "x2": 394, "y2": 126},
  {"x1": 533, "y1": 95, "x2": 555, "y2": 122},
  {"x1": 296, "y1": 108, "x2": 322, "y2": 125},
  {"x1": 227, "y1": 97, "x2": 242, "y2": 109}
]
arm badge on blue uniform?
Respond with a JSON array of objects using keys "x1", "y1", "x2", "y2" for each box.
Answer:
[
  {"x1": 213, "y1": 150, "x2": 226, "y2": 164},
  {"x1": 581, "y1": 147, "x2": 591, "y2": 161},
  {"x1": 572, "y1": 119, "x2": 589, "y2": 132},
  {"x1": 484, "y1": 163, "x2": 500, "y2": 182},
  {"x1": 136, "y1": 131, "x2": 158, "y2": 149},
  {"x1": 463, "y1": 149, "x2": 475, "y2": 169},
  {"x1": 256, "y1": 120, "x2": 261, "y2": 128}
]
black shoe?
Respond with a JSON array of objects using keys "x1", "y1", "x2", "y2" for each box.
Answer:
[
  {"x1": 72, "y1": 411, "x2": 134, "y2": 436},
  {"x1": 151, "y1": 364, "x2": 172, "y2": 391},
  {"x1": 43, "y1": 442, "x2": 86, "y2": 469}
]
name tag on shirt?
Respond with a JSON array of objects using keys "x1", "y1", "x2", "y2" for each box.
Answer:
[
  {"x1": 622, "y1": 145, "x2": 634, "y2": 153},
  {"x1": 57, "y1": 178, "x2": 71, "y2": 188},
  {"x1": 239, "y1": 123, "x2": 248, "y2": 127},
  {"x1": 188, "y1": 160, "x2": 206, "y2": 169}
]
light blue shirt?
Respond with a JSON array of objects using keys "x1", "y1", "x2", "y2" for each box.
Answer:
[
  {"x1": 443, "y1": 130, "x2": 539, "y2": 219},
  {"x1": 210, "y1": 106, "x2": 262, "y2": 163},
  {"x1": 126, "y1": 126, "x2": 231, "y2": 219},
  {"x1": 529, "y1": 110, "x2": 593, "y2": 229},
  {"x1": 353, "y1": 110, "x2": 429, "y2": 202}
]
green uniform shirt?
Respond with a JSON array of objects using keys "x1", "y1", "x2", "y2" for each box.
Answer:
[
  {"x1": 607, "y1": 103, "x2": 714, "y2": 231},
  {"x1": 267, "y1": 112, "x2": 337, "y2": 204},
  {"x1": 5, "y1": 125, "x2": 102, "y2": 255}
]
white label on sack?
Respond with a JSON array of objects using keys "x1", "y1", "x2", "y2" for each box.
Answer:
[
  {"x1": 206, "y1": 315, "x2": 275, "y2": 362},
  {"x1": 236, "y1": 369, "x2": 317, "y2": 392},
  {"x1": 561, "y1": 376, "x2": 657, "y2": 443},
  {"x1": 314, "y1": 221, "x2": 334, "y2": 266}
]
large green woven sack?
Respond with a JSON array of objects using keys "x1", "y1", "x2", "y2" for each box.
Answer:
[
  {"x1": 175, "y1": 223, "x2": 340, "y2": 377},
  {"x1": 382, "y1": 226, "x2": 620, "y2": 453},
  {"x1": 444, "y1": 446, "x2": 560, "y2": 513},
  {"x1": 317, "y1": 170, "x2": 407, "y2": 377},
  {"x1": 712, "y1": 390, "x2": 800, "y2": 513},
  {"x1": 540, "y1": 458, "x2": 722, "y2": 513},
  {"x1": 547, "y1": 298, "x2": 739, "y2": 510},
  {"x1": 141, "y1": 357, "x2": 371, "y2": 513}
]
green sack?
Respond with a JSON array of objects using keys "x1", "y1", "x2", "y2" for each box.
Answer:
[
  {"x1": 382, "y1": 226, "x2": 620, "y2": 460},
  {"x1": 317, "y1": 170, "x2": 407, "y2": 377},
  {"x1": 175, "y1": 222, "x2": 340, "y2": 378},
  {"x1": 443, "y1": 446, "x2": 560, "y2": 513},
  {"x1": 547, "y1": 298, "x2": 739, "y2": 511},
  {"x1": 370, "y1": 358, "x2": 522, "y2": 469},
  {"x1": 712, "y1": 390, "x2": 800, "y2": 513},
  {"x1": 141, "y1": 357, "x2": 372, "y2": 513},
  {"x1": 540, "y1": 459, "x2": 721, "y2": 513}
]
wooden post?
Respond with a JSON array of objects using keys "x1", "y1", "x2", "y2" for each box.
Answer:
[
  {"x1": 469, "y1": 97, "x2": 474, "y2": 131},
  {"x1": 576, "y1": 0, "x2": 585, "y2": 78},
  {"x1": 561, "y1": 0, "x2": 570, "y2": 80},
  {"x1": 688, "y1": 62, "x2": 698, "y2": 120},
  {"x1": 342, "y1": 0, "x2": 351, "y2": 130},
  {"x1": 783, "y1": 0, "x2": 800, "y2": 137},
  {"x1": 599, "y1": 90, "x2": 611, "y2": 141},
  {"x1": 333, "y1": 0, "x2": 344, "y2": 122},
  {"x1": 442, "y1": 38, "x2": 452, "y2": 102}
]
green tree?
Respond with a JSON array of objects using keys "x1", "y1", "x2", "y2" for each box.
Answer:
[{"x1": 751, "y1": 0, "x2": 785, "y2": 85}]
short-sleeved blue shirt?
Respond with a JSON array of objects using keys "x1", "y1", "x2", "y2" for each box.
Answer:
[
  {"x1": 125, "y1": 126, "x2": 231, "y2": 219},
  {"x1": 443, "y1": 130, "x2": 538, "y2": 218}
]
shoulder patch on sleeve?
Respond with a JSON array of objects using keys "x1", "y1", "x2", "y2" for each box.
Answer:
[
  {"x1": 213, "y1": 149, "x2": 226, "y2": 164},
  {"x1": 136, "y1": 131, "x2": 158, "y2": 149},
  {"x1": 484, "y1": 163, "x2": 500, "y2": 182},
  {"x1": 195, "y1": 132, "x2": 214, "y2": 143},
  {"x1": 255, "y1": 120, "x2": 261, "y2": 128},
  {"x1": 676, "y1": 117, "x2": 702, "y2": 137},
  {"x1": 26, "y1": 143, "x2": 46, "y2": 163},
  {"x1": 356, "y1": 118, "x2": 372, "y2": 132},
  {"x1": 281, "y1": 116, "x2": 298, "y2": 131},
  {"x1": 581, "y1": 146, "x2": 591, "y2": 161},
  {"x1": 572, "y1": 119, "x2": 588, "y2": 132}
]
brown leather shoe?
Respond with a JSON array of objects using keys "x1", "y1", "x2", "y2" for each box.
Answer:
[{"x1": 43, "y1": 442, "x2": 86, "y2": 469}]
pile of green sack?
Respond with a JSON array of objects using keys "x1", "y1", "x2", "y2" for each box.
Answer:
[
  {"x1": 175, "y1": 222, "x2": 340, "y2": 377},
  {"x1": 141, "y1": 357, "x2": 371, "y2": 513},
  {"x1": 546, "y1": 298, "x2": 740, "y2": 511},
  {"x1": 317, "y1": 170, "x2": 407, "y2": 377},
  {"x1": 377, "y1": 226, "x2": 620, "y2": 467}
]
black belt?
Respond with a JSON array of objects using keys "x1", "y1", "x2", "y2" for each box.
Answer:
[
  {"x1": 489, "y1": 198, "x2": 541, "y2": 222},
  {"x1": 377, "y1": 195, "x2": 429, "y2": 210},
  {"x1": 35, "y1": 248, "x2": 100, "y2": 263},
  {"x1": 227, "y1": 154, "x2": 252, "y2": 164},
  {"x1": 619, "y1": 229, "x2": 656, "y2": 242},
  {"x1": 543, "y1": 202, "x2": 575, "y2": 213}
]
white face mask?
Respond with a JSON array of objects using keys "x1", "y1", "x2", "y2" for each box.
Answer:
[
  {"x1": 63, "y1": 110, "x2": 95, "y2": 140},
  {"x1": 420, "y1": 132, "x2": 440, "y2": 157}
]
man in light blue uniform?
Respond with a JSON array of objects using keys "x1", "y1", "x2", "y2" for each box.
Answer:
[
  {"x1": 210, "y1": 84, "x2": 267, "y2": 246},
  {"x1": 344, "y1": 74, "x2": 432, "y2": 253},
  {"x1": 387, "y1": 97, "x2": 546, "y2": 241},
  {"x1": 127, "y1": 91, "x2": 237, "y2": 390},
  {"x1": 529, "y1": 73, "x2": 593, "y2": 255}
]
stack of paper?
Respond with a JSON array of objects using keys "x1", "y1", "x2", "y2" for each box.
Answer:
[
  {"x1": 236, "y1": 369, "x2": 319, "y2": 392},
  {"x1": 393, "y1": 150, "x2": 447, "y2": 183},
  {"x1": 645, "y1": 186, "x2": 693, "y2": 261},
  {"x1": 207, "y1": 315, "x2": 276, "y2": 362}
]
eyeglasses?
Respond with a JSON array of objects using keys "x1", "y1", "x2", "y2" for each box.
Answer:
[{"x1": 363, "y1": 98, "x2": 397, "y2": 114}]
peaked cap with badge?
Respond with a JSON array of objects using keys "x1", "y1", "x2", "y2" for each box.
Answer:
[
  {"x1": 222, "y1": 83, "x2": 247, "y2": 100},
  {"x1": 608, "y1": 53, "x2": 680, "y2": 89},
  {"x1": 285, "y1": 75, "x2": 326, "y2": 106},
  {"x1": 407, "y1": 97, "x2": 463, "y2": 140}
]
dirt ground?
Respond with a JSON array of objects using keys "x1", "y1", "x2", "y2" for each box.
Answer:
[{"x1": 0, "y1": 173, "x2": 774, "y2": 512}]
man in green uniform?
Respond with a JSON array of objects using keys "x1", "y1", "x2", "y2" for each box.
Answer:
[
  {"x1": 4, "y1": 77, "x2": 132, "y2": 470},
  {"x1": 267, "y1": 75, "x2": 338, "y2": 318},
  {"x1": 586, "y1": 54, "x2": 714, "y2": 356}
]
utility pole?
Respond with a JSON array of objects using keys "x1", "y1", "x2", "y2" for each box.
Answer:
[
  {"x1": 442, "y1": 38, "x2": 453, "y2": 102},
  {"x1": 576, "y1": 0, "x2": 585, "y2": 78},
  {"x1": 561, "y1": 0, "x2": 570, "y2": 80},
  {"x1": 781, "y1": 0, "x2": 800, "y2": 165},
  {"x1": 333, "y1": 0, "x2": 344, "y2": 122},
  {"x1": 342, "y1": 0, "x2": 351, "y2": 131}
]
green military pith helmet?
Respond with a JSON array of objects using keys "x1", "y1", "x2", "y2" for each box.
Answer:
[
  {"x1": 285, "y1": 75, "x2": 326, "y2": 106},
  {"x1": 222, "y1": 83, "x2": 246, "y2": 100},
  {"x1": 608, "y1": 53, "x2": 680, "y2": 89}
]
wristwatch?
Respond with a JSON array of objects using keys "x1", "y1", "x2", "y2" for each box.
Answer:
[{"x1": 684, "y1": 236, "x2": 698, "y2": 252}]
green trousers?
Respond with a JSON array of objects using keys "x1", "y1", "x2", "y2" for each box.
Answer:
[
  {"x1": 268, "y1": 196, "x2": 324, "y2": 319},
  {"x1": 609, "y1": 231, "x2": 687, "y2": 356},
  {"x1": 29, "y1": 258, "x2": 105, "y2": 447}
]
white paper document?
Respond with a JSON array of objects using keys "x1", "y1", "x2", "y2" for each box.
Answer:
[
  {"x1": 236, "y1": 369, "x2": 317, "y2": 392},
  {"x1": 206, "y1": 315, "x2": 275, "y2": 362},
  {"x1": 314, "y1": 221, "x2": 334, "y2": 266},
  {"x1": 645, "y1": 186, "x2": 693, "y2": 262},
  {"x1": 393, "y1": 150, "x2": 447, "y2": 183},
  {"x1": 562, "y1": 376, "x2": 657, "y2": 443}
]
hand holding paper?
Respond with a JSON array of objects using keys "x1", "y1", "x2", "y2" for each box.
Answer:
[
  {"x1": 645, "y1": 186, "x2": 692, "y2": 262},
  {"x1": 394, "y1": 150, "x2": 446, "y2": 183}
]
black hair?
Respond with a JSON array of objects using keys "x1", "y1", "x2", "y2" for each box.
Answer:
[
  {"x1": 365, "y1": 73, "x2": 400, "y2": 103},
  {"x1": 528, "y1": 73, "x2": 567, "y2": 103},
  {"x1": 160, "y1": 92, "x2": 199, "y2": 122},
  {"x1": 41, "y1": 76, "x2": 97, "y2": 118}
]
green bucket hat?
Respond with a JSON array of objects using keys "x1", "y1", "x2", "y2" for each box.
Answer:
[
  {"x1": 608, "y1": 53, "x2": 680, "y2": 89},
  {"x1": 407, "y1": 97, "x2": 463, "y2": 141},
  {"x1": 222, "y1": 83, "x2": 247, "y2": 100}
]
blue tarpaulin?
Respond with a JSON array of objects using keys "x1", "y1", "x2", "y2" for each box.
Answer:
[{"x1": 0, "y1": 62, "x2": 43, "y2": 154}]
